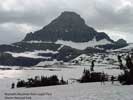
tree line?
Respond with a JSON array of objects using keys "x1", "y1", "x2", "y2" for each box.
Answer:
[{"x1": 16, "y1": 75, "x2": 68, "y2": 88}]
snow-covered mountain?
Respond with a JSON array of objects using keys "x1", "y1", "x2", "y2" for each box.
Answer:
[{"x1": 0, "y1": 11, "x2": 129, "y2": 66}]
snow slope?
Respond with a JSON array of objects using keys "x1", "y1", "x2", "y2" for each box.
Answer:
[
  {"x1": 1, "y1": 82, "x2": 133, "y2": 100},
  {"x1": 72, "y1": 53, "x2": 119, "y2": 65},
  {"x1": 0, "y1": 64, "x2": 123, "y2": 90},
  {"x1": 0, "y1": 62, "x2": 126, "y2": 100},
  {"x1": 6, "y1": 50, "x2": 58, "y2": 59},
  {"x1": 36, "y1": 59, "x2": 61, "y2": 66},
  {"x1": 55, "y1": 38, "x2": 112, "y2": 50},
  {"x1": 23, "y1": 41, "x2": 53, "y2": 43}
]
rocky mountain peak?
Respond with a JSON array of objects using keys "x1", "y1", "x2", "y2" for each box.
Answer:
[
  {"x1": 23, "y1": 11, "x2": 114, "y2": 43},
  {"x1": 51, "y1": 11, "x2": 85, "y2": 25}
]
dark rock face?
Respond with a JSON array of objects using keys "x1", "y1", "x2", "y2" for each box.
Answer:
[
  {"x1": 95, "y1": 32, "x2": 114, "y2": 42},
  {"x1": 0, "y1": 45, "x2": 25, "y2": 52},
  {"x1": 116, "y1": 39, "x2": 127, "y2": 45},
  {"x1": 23, "y1": 11, "x2": 114, "y2": 43},
  {"x1": 0, "y1": 53, "x2": 43, "y2": 66}
]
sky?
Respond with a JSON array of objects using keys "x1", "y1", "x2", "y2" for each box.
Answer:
[{"x1": 0, "y1": 0, "x2": 133, "y2": 44}]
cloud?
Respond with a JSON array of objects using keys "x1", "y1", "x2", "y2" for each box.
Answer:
[
  {"x1": 0, "y1": 0, "x2": 133, "y2": 44},
  {"x1": 0, "y1": 23, "x2": 39, "y2": 44}
]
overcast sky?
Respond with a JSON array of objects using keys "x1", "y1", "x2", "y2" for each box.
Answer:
[{"x1": 0, "y1": 0, "x2": 133, "y2": 44}]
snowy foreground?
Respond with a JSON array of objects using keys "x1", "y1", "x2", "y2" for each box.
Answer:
[
  {"x1": 0, "y1": 64, "x2": 131, "y2": 100},
  {"x1": 0, "y1": 58, "x2": 131, "y2": 100},
  {"x1": 1, "y1": 82, "x2": 133, "y2": 100}
]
